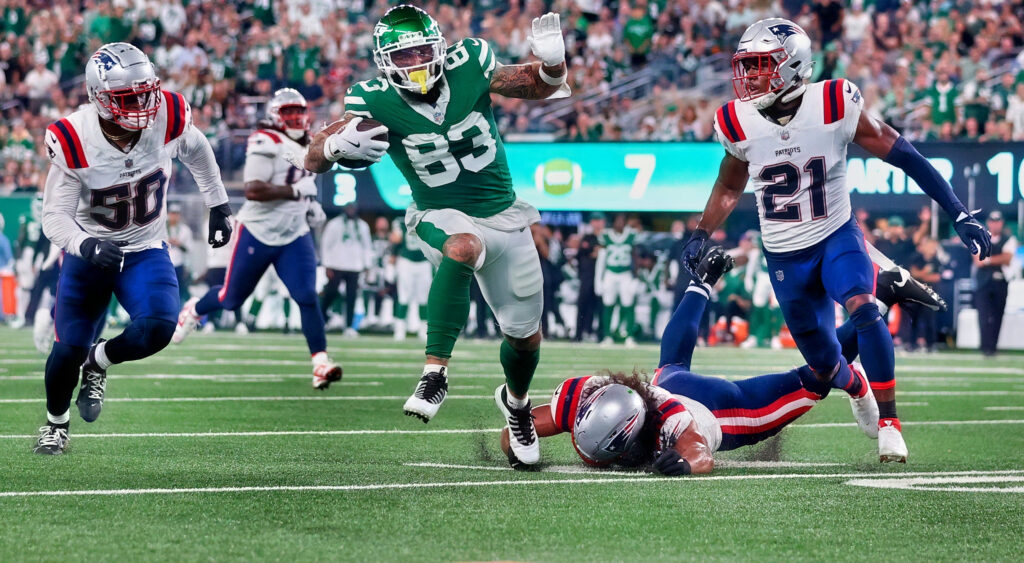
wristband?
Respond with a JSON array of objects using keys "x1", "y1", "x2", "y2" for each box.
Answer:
[
  {"x1": 323, "y1": 137, "x2": 340, "y2": 162},
  {"x1": 680, "y1": 459, "x2": 692, "y2": 475},
  {"x1": 539, "y1": 66, "x2": 566, "y2": 86}
]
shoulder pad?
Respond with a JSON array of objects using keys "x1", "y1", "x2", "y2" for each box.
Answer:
[
  {"x1": 162, "y1": 90, "x2": 191, "y2": 143},
  {"x1": 247, "y1": 129, "x2": 283, "y2": 156},
  {"x1": 344, "y1": 81, "x2": 382, "y2": 118},
  {"x1": 551, "y1": 376, "x2": 591, "y2": 433},
  {"x1": 823, "y1": 79, "x2": 860, "y2": 125},
  {"x1": 45, "y1": 118, "x2": 88, "y2": 169},
  {"x1": 715, "y1": 100, "x2": 746, "y2": 143}
]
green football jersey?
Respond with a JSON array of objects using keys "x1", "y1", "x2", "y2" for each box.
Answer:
[
  {"x1": 391, "y1": 217, "x2": 428, "y2": 262},
  {"x1": 637, "y1": 258, "x2": 665, "y2": 294},
  {"x1": 600, "y1": 229, "x2": 636, "y2": 273},
  {"x1": 344, "y1": 38, "x2": 514, "y2": 218}
]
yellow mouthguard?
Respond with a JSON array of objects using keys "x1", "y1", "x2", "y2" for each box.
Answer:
[{"x1": 409, "y1": 70, "x2": 429, "y2": 94}]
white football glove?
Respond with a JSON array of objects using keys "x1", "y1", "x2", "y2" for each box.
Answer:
[
  {"x1": 305, "y1": 198, "x2": 326, "y2": 230},
  {"x1": 528, "y1": 12, "x2": 565, "y2": 67},
  {"x1": 323, "y1": 117, "x2": 390, "y2": 163}
]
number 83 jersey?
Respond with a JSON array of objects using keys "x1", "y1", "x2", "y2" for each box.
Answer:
[
  {"x1": 344, "y1": 38, "x2": 515, "y2": 219},
  {"x1": 714, "y1": 79, "x2": 864, "y2": 253}
]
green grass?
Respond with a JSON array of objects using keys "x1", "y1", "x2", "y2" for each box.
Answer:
[{"x1": 2, "y1": 326, "x2": 1023, "y2": 562}]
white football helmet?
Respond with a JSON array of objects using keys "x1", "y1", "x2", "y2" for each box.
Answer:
[
  {"x1": 572, "y1": 384, "x2": 647, "y2": 466},
  {"x1": 266, "y1": 88, "x2": 309, "y2": 141},
  {"x1": 732, "y1": 18, "x2": 814, "y2": 110},
  {"x1": 85, "y1": 43, "x2": 162, "y2": 130}
]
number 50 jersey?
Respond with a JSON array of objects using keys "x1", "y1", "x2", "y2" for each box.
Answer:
[
  {"x1": 42, "y1": 90, "x2": 228, "y2": 257},
  {"x1": 343, "y1": 38, "x2": 514, "y2": 219},
  {"x1": 714, "y1": 79, "x2": 864, "y2": 253}
]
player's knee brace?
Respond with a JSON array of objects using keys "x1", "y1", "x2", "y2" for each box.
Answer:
[{"x1": 850, "y1": 302, "x2": 882, "y2": 330}]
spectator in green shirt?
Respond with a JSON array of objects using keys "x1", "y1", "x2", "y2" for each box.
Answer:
[
  {"x1": 623, "y1": 5, "x2": 654, "y2": 67},
  {"x1": 927, "y1": 69, "x2": 958, "y2": 127},
  {"x1": 285, "y1": 36, "x2": 320, "y2": 88}
]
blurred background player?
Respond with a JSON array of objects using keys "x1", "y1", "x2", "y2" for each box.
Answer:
[
  {"x1": 37, "y1": 43, "x2": 233, "y2": 454},
  {"x1": 681, "y1": 19, "x2": 991, "y2": 463},
  {"x1": 974, "y1": 211, "x2": 1019, "y2": 357},
  {"x1": 200, "y1": 216, "x2": 247, "y2": 334},
  {"x1": 362, "y1": 216, "x2": 395, "y2": 331},
  {"x1": 319, "y1": 202, "x2": 373, "y2": 338},
  {"x1": 302, "y1": 5, "x2": 571, "y2": 467},
  {"x1": 166, "y1": 202, "x2": 193, "y2": 306},
  {"x1": 597, "y1": 213, "x2": 638, "y2": 347},
  {"x1": 574, "y1": 212, "x2": 604, "y2": 343},
  {"x1": 391, "y1": 216, "x2": 431, "y2": 341},
  {"x1": 172, "y1": 88, "x2": 341, "y2": 390}
]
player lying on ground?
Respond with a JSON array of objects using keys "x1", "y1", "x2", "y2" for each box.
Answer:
[
  {"x1": 502, "y1": 246, "x2": 946, "y2": 473},
  {"x1": 680, "y1": 18, "x2": 991, "y2": 462},
  {"x1": 36, "y1": 43, "x2": 233, "y2": 454},
  {"x1": 299, "y1": 5, "x2": 571, "y2": 467},
  {"x1": 171, "y1": 88, "x2": 343, "y2": 390}
]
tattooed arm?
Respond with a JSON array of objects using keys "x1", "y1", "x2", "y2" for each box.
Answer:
[
  {"x1": 489, "y1": 61, "x2": 567, "y2": 100},
  {"x1": 304, "y1": 117, "x2": 346, "y2": 174}
]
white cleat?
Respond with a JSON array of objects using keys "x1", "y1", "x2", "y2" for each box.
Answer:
[
  {"x1": 878, "y1": 419, "x2": 908, "y2": 463},
  {"x1": 172, "y1": 297, "x2": 201, "y2": 344},
  {"x1": 311, "y1": 351, "x2": 343, "y2": 390},
  {"x1": 234, "y1": 322, "x2": 249, "y2": 335},
  {"x1": 847, "y1": 362, "x2": 879, "y2": 439},
  {"x1": 624, "y1": 336, "x2": 637, "y2": 349},
  {"x1": 494, "y1": 384, "x2": 540, "y2": 467},
  {"x1": 393, "y1": 320, "x2": 407, "y2": 341},
  {"x1": 403, "y1": 367, "x2": 448, "y2": 423}
]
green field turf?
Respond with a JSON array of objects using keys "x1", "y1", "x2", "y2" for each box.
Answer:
[{"x1": 2, "y1": 326, "x2": 1023, "y2": 562}]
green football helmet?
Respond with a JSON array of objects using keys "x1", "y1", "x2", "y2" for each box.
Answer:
[{"x1": 372, "y1": 5, "x2": 447, "y2": 95}]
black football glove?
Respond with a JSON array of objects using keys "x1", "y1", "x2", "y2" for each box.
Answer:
[
  {"x1": 653, "y1": 448, "x2": 692, "y2": 477},
  {"x1": 80, "y1": 237, "x2": 124, "y2": 271},
  {"x1": 953, "y1": 210, "x2": 992, "y2": 260},
  {"x1": 207, "y1": 203, "x2": 233, "y2": 248},
  {"x1": 680, "y1": 228, "x2": 709, "y2": 278}
]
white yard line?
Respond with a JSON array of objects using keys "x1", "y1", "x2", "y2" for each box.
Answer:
[
  {"x1": 983, "y1": 406, "x2": 1024, "y2": 411},
  {"x1": 1, "y1": 469, "x2": 1021, "y2": 498},
  {"x1": 3, "y1": 419, "x2": 1023, "y2": 440}
]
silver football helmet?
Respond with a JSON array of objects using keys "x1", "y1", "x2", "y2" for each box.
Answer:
[
  {"x1": 85, "y1": 43, "x2": 161, "y2": 130},
  {"x1": 732, "y1": 18, "x2": 814, "y2": 110},
  {"x1": 572, "y1": 383, "x2": 647, "y2": 466},
  {"x1": 267, "y1": 88, "x2": 309, "y2": 140}
]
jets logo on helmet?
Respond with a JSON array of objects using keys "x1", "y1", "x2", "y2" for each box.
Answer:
[
  {"x1": 571, "y1": 384, "x2": 648, "y2": 466},
  {"x1": 85, "y1": 42, "x2": 162, "y2": 130},
  {"x1": 373, "y1": 5, "x2": 447, "y2": 95},
  {"x1": 266, "y1": 88, "x2": 310, "y2": 141},
  {"x1": 732, "y1": 18, "x2": 814, "y2": 110}
]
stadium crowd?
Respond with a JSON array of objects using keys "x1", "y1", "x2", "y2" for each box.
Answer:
[{"x1": 4, "y1": 0, "x2": 1024, "y2": 191}]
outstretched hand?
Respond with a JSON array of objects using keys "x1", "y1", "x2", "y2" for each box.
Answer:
[{"x1": 954, "y1": 211, "x2": 992, "y2": 259}]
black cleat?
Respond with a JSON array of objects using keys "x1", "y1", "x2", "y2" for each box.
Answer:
[
  {"x1": 876, "y1": 267, "x2": 947, "y2": 312},
  {"x1": 33, "y1": 424, "x2": 69, "y2": 455},
  {"x1": 694, "y1": 246, "x2": 735, "y2": 286},
  {"x1": 76, "y1": 339, "x2": 107, "y2": 423},
  {"x1": 403, "y1": 368, "x2": 448, "y2": 423}
]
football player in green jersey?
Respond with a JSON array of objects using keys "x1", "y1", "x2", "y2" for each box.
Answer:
[
  {"x1": 597, "y1": 214, "x2": 639, "y2": 348},
  {"x1": 301, "y1": 5, "x2": 569, "y2": 468}
]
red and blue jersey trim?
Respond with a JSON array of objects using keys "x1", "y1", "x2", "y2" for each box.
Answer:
[
  {"x1": 47, "y1": 119, "x2": 88, "y2": 169},
  {"x1": 256, "y1": 129, "x2": 282, "y2": 143},
  {"x1": 552, "y1": 376, "x2": 591, "y2": 433},
  {"x1": 716, "y1": 101, "x2": 746, "y2": 143},
  {"x1": 823, "y1": 79, "x2": 846, "y2": 125},
  {"x1": 656, "y1": 398, "x2": 687, "y2": 426},
  {"x1": 162, "y1": 90, "x2": 188, "y2": 143}
]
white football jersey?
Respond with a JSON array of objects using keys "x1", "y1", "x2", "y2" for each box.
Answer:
[
  {"x1": 42, "y1": 90, "x2": 228, "y2": 257},
  {"x1": 235, "y1": 129, "x2": 317, "y2": 246},
  {"x1": 714, "y1": 79, "x2": 864, "y2": 253}
]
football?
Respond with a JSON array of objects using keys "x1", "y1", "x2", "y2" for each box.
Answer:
[{"x1": 322, "y1": 115, "x2": 388, "y2": 169}]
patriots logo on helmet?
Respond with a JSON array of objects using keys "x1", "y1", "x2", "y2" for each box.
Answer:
[
  {"x1": 768, "y1": 23, "x2": 802, "y2": 40},
  {"x1": 93, "y1": 51, "x2": 119, "y2": 71},
  {"x1": 605, "y1": 412, "x2": 642, "y2": 454}
]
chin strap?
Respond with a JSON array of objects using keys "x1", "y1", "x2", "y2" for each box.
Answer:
[{"x1": 780, "y1": 83, "x2": 806, "y2": 104}]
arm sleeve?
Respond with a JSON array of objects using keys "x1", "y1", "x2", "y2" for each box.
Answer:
[
  {"x1": 242, "y1": 152, "x2": 277, "y2": 183},
  {"x1": 175, "y1": 124, "x2": 230, "y2": 209},
  {"x1": 884, "y1": 136, "x2": 967, "y2": 219},
  {"x1": 41, "y1": 164, "x2": 90, "y2": 257}
]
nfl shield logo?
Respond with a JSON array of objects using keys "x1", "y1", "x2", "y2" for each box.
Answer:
[
  {"x1": 775, "y1": 270, "x2": 784, "y2": 281},
  {"x1": 433, "y1": 111, "x2": 443, "y2": 123},
  {"x1": 780, "y1": 130, "x2": 790, "y2": 141},
  {"x1": 124, "y1": 158, "x2": 133, "y2": 168}
]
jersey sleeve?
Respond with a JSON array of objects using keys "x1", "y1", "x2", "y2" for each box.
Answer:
[
  {"x1": 45, "y1": 119, "x2": 88, "y2": 172},
  {"x1": 246, "y1": 129, "x2": 283, "y2": 158},
  {"x1": 161, "y1": 90, "x2": 192, "y2": 145},
  {"x1": 550, "y1": 376, "x2": 594, "y2": 433},
  {"x1": 343, "y1": 83, "x2": 378, "y2": 119},
  {"x1": 645, "y1": 383, "x2": 694, "y2": 450},
  {"x1": 833, "y1": 79, "x2": 864, "y2": 143},
  {"x1": 461, "y1": 38, "x2": 498, "y2": 82},
  {"x1": 713, "y1": 101, "x2": 746, "y2": 160},
  {"x1": 41, "y1": 164, "x2": 90, "y2": 257}
]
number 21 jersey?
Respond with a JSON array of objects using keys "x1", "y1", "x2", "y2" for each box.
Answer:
[
  {"x1": 714, "y1": 79, "x2": 864, "y2": 253},
  {"x1": 343, "y1": 38, "x2": 514, "y2": 219}
]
